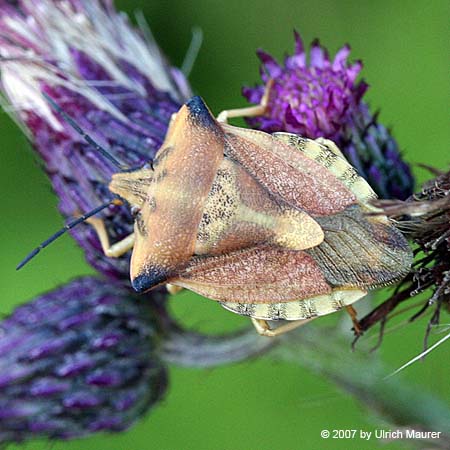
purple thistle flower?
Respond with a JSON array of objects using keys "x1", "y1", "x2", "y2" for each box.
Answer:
[
  {"x1": 0, "y1": 0, "x2": 190, "y2": 281},
  {"x1": 243, "y1": 32, "x2": 367, "y2": 141},
  {"x1": 243, "y1": 32, "x2": 414, "y2": 200},
  {"x1": 0, "y1": 1, "x2": 179, "y2": 442},
  {"x1": 0, "y1": 277, "x2": 168, "y2": 443}
]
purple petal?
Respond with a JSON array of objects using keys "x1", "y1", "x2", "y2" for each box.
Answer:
[
  {"x1": 346, "y1": 60, "x2": 363, "y2": 83},
  {"x1": 332, "y1": 44, "x2": 351, "y2": 70},
  {"x1": 293, "y1": 30, "x2": 305, "y2": 55},
  {"x1": 285, "y1": 103, "x2": 302, "y2": 128},
  {"x1": 242, "y1": 85, "x2": 264, "y2": 104},
  {"x1": 256, "y1": 49, "x2": 283, "y2": 77},
  {"x1": 310, "y1": 39, "x2": 328, "y2": 68}
]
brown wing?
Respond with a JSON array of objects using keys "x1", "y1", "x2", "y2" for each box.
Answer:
[
  {"x1": 221, "y1": 124, "x2": 357, "y2": 216},
  {"x1": 171, "y1": 206, "x2": 411, "y2": 304},
  {"x1": 308, "y1": 206, "x2": 413, "y2": 289},
  {"x1": 172, "y1": 246, "x2": 332, "y2": 303},
  {"x1": 272, "y1": 133, "x2": 378, "y2": 206},
  {"x1": 194, "y1": 158, "x2": 324, "y2": 255}
]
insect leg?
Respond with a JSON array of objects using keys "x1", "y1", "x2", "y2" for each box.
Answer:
[
  {"x1": 251, "y1": 317, "x2": 315, "y2": 337},
  {"x1": 86, "y1": 217, "x2": 135, "y2": 257},
  {"x1": 345, "y1": 305, "x2": 362, "y2": 336},
  {"x1": 216, "y1": 79, "x2": 274, "y2": 123},
  {"x1": 166, "y1": 284, "x2": 184, "y2": 295}
]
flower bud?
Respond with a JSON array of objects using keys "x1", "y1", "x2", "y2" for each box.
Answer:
[
  {"x1": 242, "y1": 32, "x2": 414, "y2": 199},
  {"x1": 0, "y1": 277, "x2": 168, "y2": 443}
]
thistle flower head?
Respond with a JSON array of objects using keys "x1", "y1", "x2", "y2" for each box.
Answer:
[
  {"x1": 243, "y1": 32, "x2": 414, "y2": 200},
  {"x1": 0, "y1": 277, "x2": 168, "y2": 443},
  {"x1": 243, "y1": 32, "x2": 367, "y2": 141},
  {"x1": 0, "y1": 0, "x2": 189, "y2": 280}
]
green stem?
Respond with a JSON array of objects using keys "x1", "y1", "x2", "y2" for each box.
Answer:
[
  {"x1": 277, "y1": 326, "x2": 450, "y2": 436},
  {"x1": 161, "y1": 324, "x2": 276, "y2": 368},
  {"x1": 163, "y1": 320, "x2": 450, "y2": 446}
]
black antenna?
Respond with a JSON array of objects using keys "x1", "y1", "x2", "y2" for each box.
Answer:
[
  {"x1": 16, "y1": 199, "x2": 121, "y2": 270},
  {"x1": 42, "y1": 92, "x2": 126, "y2": 170}
]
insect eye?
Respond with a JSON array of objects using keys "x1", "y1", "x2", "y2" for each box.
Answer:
[{"x1": 131, "y1": 206, "x2": 141, "y2": 219}]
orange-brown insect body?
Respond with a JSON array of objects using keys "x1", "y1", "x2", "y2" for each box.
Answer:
[{"x1": 109, "y1": 96, "x2": 412, "y2": 322}]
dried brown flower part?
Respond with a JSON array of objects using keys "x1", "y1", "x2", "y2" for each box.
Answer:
[{"x1": 357, "y1": 169, "x2": 450, "y2": 348}]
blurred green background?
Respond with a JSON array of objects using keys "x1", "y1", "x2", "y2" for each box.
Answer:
[{"x1": 1, "y1": 0, "x2": 449, "y2": 449}]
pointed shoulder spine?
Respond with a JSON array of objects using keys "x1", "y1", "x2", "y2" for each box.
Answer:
[{"x1": 185, "y1": 96, "x2": 220, "y2": 131}]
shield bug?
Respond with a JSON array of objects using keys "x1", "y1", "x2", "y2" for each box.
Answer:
[{"x1": 19, "y1": 88, "x2": 412, "y2": 337}]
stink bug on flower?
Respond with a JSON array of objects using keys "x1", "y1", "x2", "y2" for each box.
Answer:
[{"x1": 19, "y1": 84, "x2": 412, "y2": 337}]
